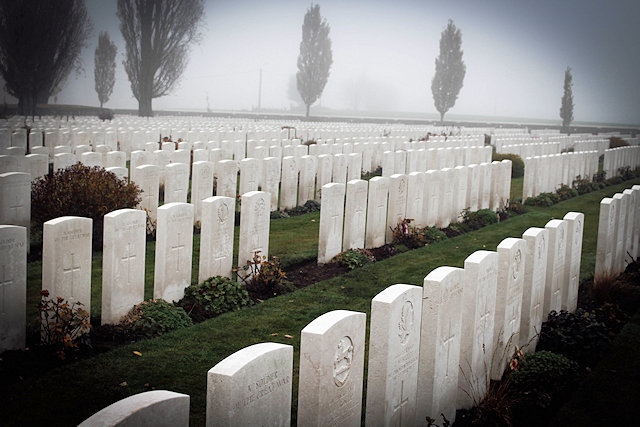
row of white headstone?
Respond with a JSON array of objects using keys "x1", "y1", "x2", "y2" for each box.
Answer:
[
  {"x1": 595, "y1": 185, "x2": 640, "y2": 277},
  {"x1": 603, "y1": 146, "x2": 640, "y2": 178},
  {"x1": 0, "y1": 191, "x2": 272, "y2": 352},
  {"x1": 75, "y1": 211, "x2": 585, "y2": 426},
  {"x1": 522, "y1": 150, "x2": 599, "y2": 199},
  {"x1": 318, "y1": 160, "x2": 512, "y2": 264}
]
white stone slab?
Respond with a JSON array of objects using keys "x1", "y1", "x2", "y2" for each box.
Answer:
[
  {"x1": 318, "y1": 183, "x2": 345, "y2": 264},
  {"x1": 164, "y1": 162, "x2": 189, "y2": 204},
  {"x1": 595, "y1": 197, "x2": 618, "y2": 277},
  {"x1": 206, "y1": 342, "x2": 293, "y2": 426},
  {"x1": 563, "y1": 212, "x2": 584, "y2": 312},
  {"x1": 365, "y1": 176, "x2": 389, "y2": 249},
  {"x1": 102, "y1": 209, "x2": 146, "y2": 325},
  {"x1": 520, "y1": 227, "x2": 549, "y2": 351},
  {"x1": 280, "y1": 156, "x2": 298, "y2": 210},
  {"x1": 215, "y1": 159, "x2": 239, "y2": 199},
  {"x1": 386, "y1": 174, "x2": 408, "y2": 244},
  {"x1": 343, "y1": 179, "x2": 368, "y2": 250},
  {"x1": 0, "y1": 172, "x2": 31, "y2": 235},
  {"x1": 298, "y1": 310, "x2": 366, "y2": 426},
  {"x1": 0, "y1": 225, "x2": 27, "y2": 351},
  {"x1": 153, "y1": 203, "x2": 194, "y2": 302},
  {"x1": 366, "y1": 284, "x2": 422, "y2": 427},
  {"x1": 544, "y1": 219, "x2": 568, "y2": 315},
  {"x1": 237, "y1": 191, "x2": 270, "y2": 279},
  {"x1": 199, "y1": 196, "x2": 235, "y2": 281},
  {"x1": 191, "y1": 161, "x2": 215, "y2": 224},
  {"x1": 133, "y1": 164, "x2": 160, "y2": 221}
]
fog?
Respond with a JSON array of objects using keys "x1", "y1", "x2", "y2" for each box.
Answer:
[{"x1": 17, "y1": 0, "x2": 640, "y2": 125}]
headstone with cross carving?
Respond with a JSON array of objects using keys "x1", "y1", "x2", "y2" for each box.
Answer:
[
  {"x1": 191, "y1": 161, "x2": 215, "y2": 224},
  {"x1": 314, "y1": 154, "x2": 333, "y2": 201},
  {"x1": 520, "y1": 227, "x2": 549, "y2": 352},
  {"x1": 42, "y1": 216, "x2": 93, "y2": 317},
  {"x1": 491, "y1": 237, "x2": 526, "y2": 380},
  {"x1": 439, "y1": 168, "x2": 454, "y2": 228},
  {"x1": 366, "y1": 284, "x2": 422, "y2": 427},
  {"x1": 543, "y1": 219, "x2": 568, "y2": 316},
  {"x1": 279, "y1": 156, "x2": 298, "y2": 210},
  {"x1": 595, "y1": 197, "x2": 618, "y2": 277},
  {"x1": 261, "y1": 157, "x2": 281, "y2": 211},
  {"x1": 237, "y1": 191, "x2": 270, "y2": 281},
  {"x1": 298, "y1": 310, "x2": 366, "y2": 427},
  {"x1": 478, "y1": 162, "x2": 492, "y2": 210},
  {"x1": 346, "y1": 152, "x2": 362, "y2": 182},
  {"x1": 101, "y1": 209, "x2": 146, "y2": 325},
  {"x1": 318, "y1": 183, "x2": 345, "y2": 264},
  {"x1": 453, "y1": 166, "x2": 469, "y2": 223},
  {"x1": 154, "y1": 203, "x2": 194, "y2": 302},
  {"x1": 365, "y1": 176, "x2": 389, "y2": 249},
  {"x1": 385, "y1": 174, "x2": 408, "y2": 244},
  {"x1": 239, "y1": 158, "x2": 260, "y2": 196},
  {"x1": 132, "y1": 164, "x2": 160, "y2": 221},
  {"x1": 466, "y1": 164, "x2": 480, "y2": 212},
  {"x1": 164, "y1": 162, "x2": 190, "y2": 204},
  {"x1": 405, "y1": 172, "x2": 425, "y2": 227},
  {"x1": 423, "y1": 169, "x2": 441, "y2": 228},
  {"x1": 0, "y1": 225, "x2": 27, "y2": 351},
  {"x1": 0, "y1": 172, "x2": 31, "y2": 238},
  {"x1": 458, "y1": 250, "x2": 498, "y2": 409},
  {"x1": 297, "y1": 155, "x2": 318, "y2": 205},
  {"x1": 206, "y1": 342, "x2": 293, "y2": 426},
  {"x1": 417, "y1": 266, "x2": 464, "y2": 425},
  {"x1": 563, "y1": 212, "x2": 584, "y2": 313},
  {"x1": 199, "y1": 196, "x2": 235, "y2": 281},
  {"x1": 215, "y1": 159, "x2": 239, "y2": 199},
  {"x1": 342, "y1": 179, "x2": 368, "y2": 251}
]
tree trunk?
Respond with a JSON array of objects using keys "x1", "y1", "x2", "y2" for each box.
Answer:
[
  {"x1": 439, "y1": 112, "x2": 445, "y2": 124},
  {"x1": 18, "y1": 93, "x2": 37, "y2": 117},
  {"x1": 138, "y1": 95, "x2": 153, "y2": 117},
  {"x1": 305, "y1": 103, "x2": 310, "y2": 118}
]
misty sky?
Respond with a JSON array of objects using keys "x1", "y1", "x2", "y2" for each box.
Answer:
[{"x1": 46, "y1": 0, "x2": 640, "y2": 125}]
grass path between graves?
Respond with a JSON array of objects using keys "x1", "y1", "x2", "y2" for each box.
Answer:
[{"x1": 6, "y1": 177, "x2": 640, "y2": 426}]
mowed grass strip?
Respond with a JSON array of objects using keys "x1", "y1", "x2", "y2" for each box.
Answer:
[{"x1": 7, "y1": 178, "x2": 639, "y2": 426}]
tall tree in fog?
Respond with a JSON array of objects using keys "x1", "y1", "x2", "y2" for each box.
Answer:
[
  {"x1": 94, "y1": 32, "x2": 117, "y2": 108},
  {"x1": 431, "y1": 19, "x2": 466, "y2": 123},
  {"x1": 560, "y1": 67, "x2": 574, "y2": 132},
  {"x1": 117, "y1": 0, "x2": 204, "y2": 117},
  {"x1": 296, "y1": 3, "x2": 333, "y2": 118},
  {"x1": 0, "y1": 0, "x2": 91, "y2": 116}
]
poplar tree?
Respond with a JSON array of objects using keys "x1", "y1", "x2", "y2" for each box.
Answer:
[
  {"x1": 560, "y1": 67, "x2": 574, "y2": 132},
  {"x1": 431, "y1": 19, "x2": 466, "y2": 123},
  {"x1": 296, "y1": 3, "x2": 333, "y2": 118},
  {"x1": 94, "y1": 32, "x2": 117, "y2": 108}
]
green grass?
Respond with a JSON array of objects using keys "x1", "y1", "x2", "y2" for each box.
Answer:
[{"x1": 8, "y1": 177, "x2": 640, "y2": 426}]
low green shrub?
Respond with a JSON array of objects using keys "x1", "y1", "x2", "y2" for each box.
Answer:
[
  {"x1": 538, "y1": 309, "x2": 613, "y2": 368},
  {"x1": 391, "y1": 218, "x2": 447, "y2": 249},
  {"x1": 119, "y1": 299, "x2": 193, "y2": 338},
  {"x1": 492, "y1": 152, "x2": 525, "y2": 178},
  {"x1": 331, "y1": 248, "x2": 375, "y2": 270},
  {"x1": 177, "y1": 276, "x2": 251, "y2": 322},
  {"x1": 276, "y1": 199, "x2": 321, "y2": 218},
  {"x1": 510, "y1": 350, "x2": 580, "y2": 410},
  {"x1": 555, "y1": 184, "x2": 578, "y2": 200},
  {"x1": 237, "y1": 251, "x2": 295, "y2": 301},
  {"x1": 460, "y1": 208, "x2": 499, "y2": 231}
]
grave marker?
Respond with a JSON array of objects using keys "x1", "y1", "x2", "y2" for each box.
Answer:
[
  {"x1": 0, "y1": 225, "x2": 27, "y2": 351},
  {"x1": 199, "y1": 196, "x2": 235, "y2": 281}
]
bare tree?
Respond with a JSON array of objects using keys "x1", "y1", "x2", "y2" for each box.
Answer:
[
  {"x1": 296, "y1": 3, "x2": 332, "y2": 118},
  {"x1": 117, "y1": 0, "x2": 204, "y2": 116},
  {"x1": 0, "y1": 0, "x2": 92, "y2": 116},
  {"x1": 431, "y1": 19, "x2": 466, "y2": 123},
  {"x1": 94, "y1": 32, "x2": 117, "y2": 108},
  {"x1": 560, "y1": 66, "x2": 574, "y2": 132}
]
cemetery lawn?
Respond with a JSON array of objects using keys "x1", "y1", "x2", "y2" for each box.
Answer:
[{"x1": 2, "y1": 177, "x2": 639, "y2": 426}]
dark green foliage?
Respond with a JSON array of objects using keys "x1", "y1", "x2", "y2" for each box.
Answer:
[
  {"x1": 237, "y1": 252, "x2": 295, "y2": 301},
  {"x1": 177, "y1": 276, "x2": 251, "y2": 322},
  {"x1": 538, "y1": 309, "x2": 613, "y2": 368},
  {"x1": 31, "y1": 163, "x2": 142, "y2": 248},
  {"x1": 391, "y1": 218, "x2": 447, "y2": 249},
  {"x1": 273, "y1": 199, "x2": 321, "y2": 219},
  {"x1": 609, "y1": 136, "x2": 629, "y2": 148},
  {"x1": 119, "y1": 299, "x2": 193, "y2": 338},
  {"x1": 331, "y1": 248, "x2": 375, "y2": 270},
  {"x1": 459, "y1": 208, "x2": 499, "y2": 231},
  {"x1": 510, "y1": 351, "x2": 579, "y2": 410},
  {"x1": 555, "y1": 184, "x2": 579, "y2": 200},
  {"x1": 491, "y1": 152, "x2": 524, "y2": 178},
  {"x1": 572, "y1": 175, "x2": 601, "y2": 195},
  {"x1": 497, "y1": 198, "x2": 527, "y2": 221},
  {"x1": 524, "y1": 191, "x2": 560, "y2": 207}
]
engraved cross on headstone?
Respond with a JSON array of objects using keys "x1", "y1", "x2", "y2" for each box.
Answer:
[
  {"x1": 0, "y1": 264, "x2": 12, "y2": 315},
  {"x1": 442, "y1": 319, "x2": 457, "y2": 377},
  {"x1": 121, "y1": 242, "x2": 136, "y2": 283},
  {"x1": 171, "y1": 232, "x2": 185, "y2": 272},
  {"x1": 62, "y1": 253, "x2": 81, "y2": 300},
  {"x1": 392, "y1": 379, "x2": 410, "y2": 426}
]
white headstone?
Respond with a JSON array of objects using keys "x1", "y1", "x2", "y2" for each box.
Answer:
[
  {"x1": 237, "y1": 191, "x2": 270, "y2": 280},
  {"x1": 280, "y1": 156, "x2": 298, "y2": 210},
  {"x1": 215, "y1": 159, "x2": 239, "y2": 199},
  {"x1": 262, "y1": 157, "x2": 281, "y2": 211},
  {"x1": 133, "y1": 164, "x2": 160, "y2": 221},
  {"x1": 595, "y1": 197, "x2": 618, "y2": 277},
  {"x1": 365, "y1": 176, "x2": 389, "y2": 249},
  {"x1": 416, "y1": 266, "x2": 464, "y2": 425},
  {"x1": 0, "y1": 172, "x2": 31, "y2": 235},
  {"x1": 239, "y1": 158, "x2": 260, "y2": 196},
  {"x1": 342, "y1": 179, "x2": 368, "y2": 250},
  {"x1": 520, "y1": 227, "x2": 549, "y2": 351},
  {"x1": 164, "y1": 162, "x2": 189, "y2": 204},
  {"x1": 42, "y1": 216, "x2": 93, "y2": 315},
  {"x1": 191, "y1": 161, "x2": 215, "y2": 224},
  {"x1": 154, "y1": 202, "x2": 194, "y2": 302},
  {"x1": 563, "y1": 212, "x2": 584, "y2": 312},
  {"x1": 298, "y1": 310, "x2": 366, "y2": 426},
  {"x1": 206, "y1": 342, "x2": 293, "y2": 427},
  {"x1": 102, "y1": 209, "x2": 146, "y2": 325},
  {"x1": 0, "y1": 225, "x2": 27, "y2": 351},
  {"x1": 366, "y1": 284, "x2": 422, "y2": 427},
  {"x1": 199, "y1": 196, "x2": 235, "y2": 281},
  {"x1": 543, "y1": 219, "x2": 568, "y2": 315},
  {"x1": 318, "y1": 183, "x2": 345, "y2": 264}
]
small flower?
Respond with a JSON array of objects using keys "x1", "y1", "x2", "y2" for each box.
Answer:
[{"x1": 41, "y1": 289, "x2": 50, "y2": 298}]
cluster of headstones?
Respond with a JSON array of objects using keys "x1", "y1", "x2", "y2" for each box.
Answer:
[
  {"x1": 74, "y1": 211, "x2": 585, "y2": 426},
  {"x1": 595, "y1": 185, "x2": 640, "y2": 277},
  {"x1": 522, "y1": 151, "x2": 600, "y2": 199},
  {"x1": 317, "y1": 160, "x2": 512, "y2": 264},
  {"x1": 0, "y1": 190, "x2": 272, "y2": 352},
  {"x1": 603, "y1": 146, "x2": 640, "y2": 179}
]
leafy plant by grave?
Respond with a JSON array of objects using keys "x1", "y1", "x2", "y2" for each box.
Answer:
[
  {"x1": 510, "y1": 350, "x2": 580, "y2": 411},
  {"x1": 236, "y1": 251, "x2": 295, "y2": 302},
  {"x1": 492, "y1": 152, "x2": 524, "y2": 178},
  {"x1": 118, "y1": 299, "x2": 193, "y2": 339},
  {"x1": 331, "y1": 248, "x2": 375, "y2": 270},
  {"x1": 177, "y1": 276, "x2": 251, "y2": 322},
  {"x1": 39, "y1": 290, "x2": 92, "y2": 360},
  {"x1": 31, "y1": 163, "x2": 142, "y2": 248},
  {"x1": 391, "y1": 218, "x2": 447, "y2": 249},
  {"x1": 537, "y1": 309, "x2": 613, "y2": 368},
  {"x1": 459, "y1": 208, "x2": 499, "y2": 231},
  {"x1": 555, "y1": 184, "x2": 579, "y2": 201}
]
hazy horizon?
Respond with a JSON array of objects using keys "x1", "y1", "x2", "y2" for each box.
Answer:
[{"x1": 2, "y1": 0, "x2": 639, "y2": 126}]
